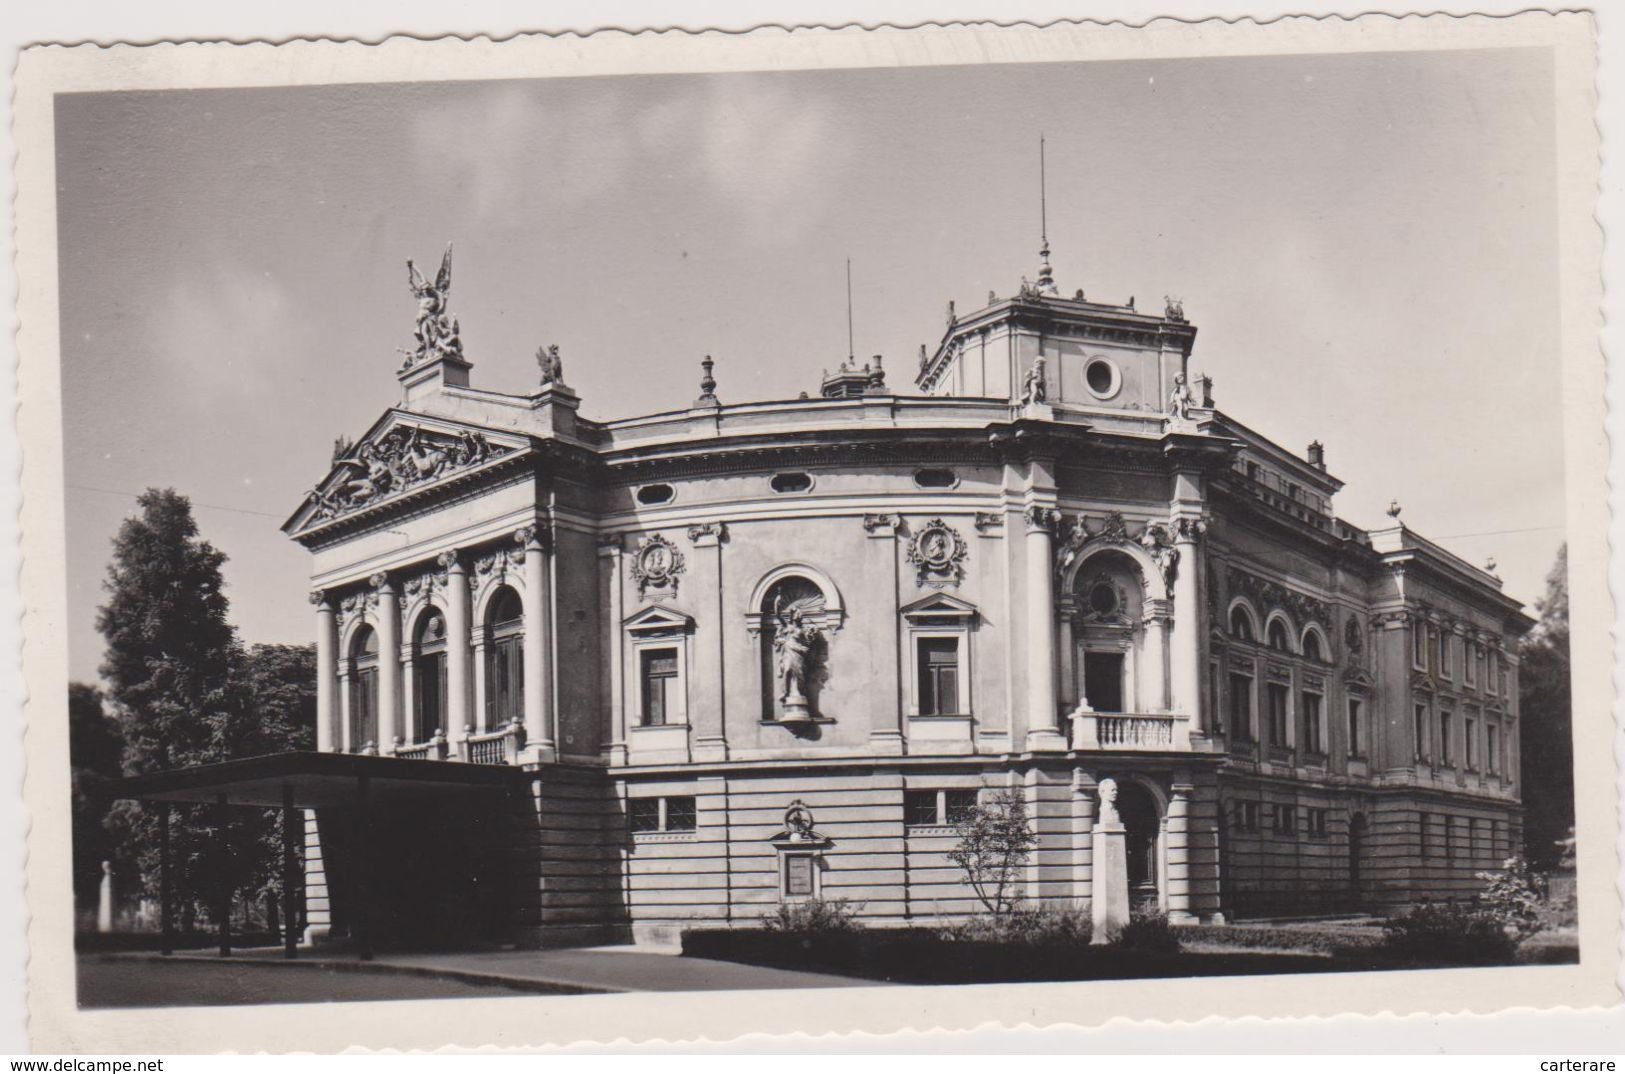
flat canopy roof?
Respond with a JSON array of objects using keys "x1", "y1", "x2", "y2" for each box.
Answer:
[{"x1": 97, "y1": 751, "x2": 528, "y2": 808}]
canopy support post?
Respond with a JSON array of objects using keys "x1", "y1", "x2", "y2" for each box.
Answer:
[
  {"x1": 282, "y1": 782, "x2": 298, "y2": 960},
  {"x1": 355, "y1": 773, "x2": 373, "y2": 961},
  {"x1": 159, "y1": 802, "x2": 173, "y2": 956},
  {"x1": 215, "y1": 792, "x2": 232, "y2": 958}
]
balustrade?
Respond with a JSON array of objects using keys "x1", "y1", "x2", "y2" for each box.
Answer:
[
  {"x1": 461, "y1": 720, "x2": 525, "y2": 765},
  {"x1": 1069, "y1": 711, "x2": 1191, "y2": 751}
]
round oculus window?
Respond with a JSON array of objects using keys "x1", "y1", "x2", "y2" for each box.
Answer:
[
  {"x1": 1088, "y1": 582, "x2": 1119, "y2": 617},
  {"x1": 1084, "y1": 358, "x2": 1120, "y2": 399}
]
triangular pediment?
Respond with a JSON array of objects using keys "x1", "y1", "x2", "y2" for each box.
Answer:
[
  {"x1": 283, "y1": 410, "x2": 528, "y2": 536},
  {"x1": 900, "y1": 592, "x2": 979, "y2": 619},
  {"x1": 623, "y1": 604, "x2": 695, "y2": 633}
]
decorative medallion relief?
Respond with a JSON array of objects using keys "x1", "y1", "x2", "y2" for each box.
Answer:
[
  {"x1": 907, "y1": 519, "x2": 968, "y2": 587},
  {"x1": 630, "y1": 534, "x2": 686, "y2": 599},
  {"x1": 307, "y1": 424, "x2": 508, "y2": 523}
]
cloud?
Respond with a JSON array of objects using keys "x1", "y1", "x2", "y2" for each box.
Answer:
[{"x1": 149, "y1": 261, "x2": 295, "y2": 405}]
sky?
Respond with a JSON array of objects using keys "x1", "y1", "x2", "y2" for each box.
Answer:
[{"x1": 55, "y1": 47, "x2": 1565, "y2": 683}]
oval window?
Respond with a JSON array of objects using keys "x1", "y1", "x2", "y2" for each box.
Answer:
[
  {"x1": 1088, "y1": 583, "x2": 1119, "y2": 617},
  {"x1": 770, "y1": 472, "x2": 813, "y2": 494},
  {"x1": 913, "y1": 468, "x2": 957, "y2": 489},
  {"x1": 636, "y1": 483, "x2": 675, "y2": 505},
  {"x1": 1084, "y1": 358, "x2": 1120, "y2": 399}
]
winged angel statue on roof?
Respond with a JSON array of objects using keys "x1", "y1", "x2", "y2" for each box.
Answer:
[{"x1": 399, "y1": 245, "x2": 465, "y2": 371}]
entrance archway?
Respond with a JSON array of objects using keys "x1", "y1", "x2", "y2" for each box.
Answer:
[{"x1": 1117, "y1": 780, "x2": 1162, "y2": 911}]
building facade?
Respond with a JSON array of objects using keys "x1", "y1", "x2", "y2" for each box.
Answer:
[{"x1": 284, "y1": 248, "x2": 1533, "y2": 948}]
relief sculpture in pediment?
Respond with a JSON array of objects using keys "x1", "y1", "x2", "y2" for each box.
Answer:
[{"x1": 306, "y1": 425, "x2": 507, "y2": 523}]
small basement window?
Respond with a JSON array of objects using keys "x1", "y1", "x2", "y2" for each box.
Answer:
[
  {"x1": 913, "y1": 468, "x2": 957, "y2": 489},
  {"x1": 629, "y1": 795, "x2": 697, "y2": 833},
  {"x1": 770, "y1": 472, "x2": 813, "y2": 494},
  {"x1": 636, "y1": 483, "x2": 675, "y2": 505}
]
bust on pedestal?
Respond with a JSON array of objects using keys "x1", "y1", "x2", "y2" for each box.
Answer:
[{"x1": 1090, "y1": 779, "x2": 1131, "y2": 944}]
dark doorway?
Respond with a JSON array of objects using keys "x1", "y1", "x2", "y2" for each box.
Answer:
[
  {"x1": 1348, "y1": 811, "x2": 1368, "y2": 911},
  {"x1": 1117, "y1": 780, "x2": 1162, "y2": 911},
  {"x1": 1084, "y1": 651, "x2": 1126, "y2": 713}
]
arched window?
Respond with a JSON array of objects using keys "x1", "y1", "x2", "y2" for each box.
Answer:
[
  {"x1": 759, "y1": 575, "x2": 826, "y2": 721},
  {"x1": 414, "y1": 609, "x2": 448, "y2": 742},
  {"x1": 485, "y1": 587, "x2": 524, "y2": 731},
  {"x1": 1302, "y1": 629, "x2": 1324, "y2": 663},
  {"x1": 1229, "y1": 606, "x2": 1256, "y2": 642},
  {"x1": 1267, "y1": 619, "x2": 1292, "y2": 653},
  {"x1": 349, "y1": 625, "x2": 379, "y2": 751}
]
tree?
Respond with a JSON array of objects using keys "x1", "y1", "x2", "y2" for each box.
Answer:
[
  {"x1": 68, "y1": 682, "x2": 122, "y2": 910},
  {"x1": 947, "y1": 788, "x2": 1035, "y2": 918},
  {"x1": 241, "y1": 643, "x2": 317, "y2": 754},
  {"x1": 1519, "y1": 544, "x2": 1572, "y2": 871},
  {"x1": 97, "y1": 489, "x2": 263, "y2": 929}
]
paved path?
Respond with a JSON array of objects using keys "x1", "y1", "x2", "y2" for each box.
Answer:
[
  {"x1": 82, "y1": 945, "x2": 879, "y2": 1007},
  {"x1": 77, "y1": 957, "x2": 542, "y2": 1009}
]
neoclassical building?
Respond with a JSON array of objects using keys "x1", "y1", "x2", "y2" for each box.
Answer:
[{"x1": 280, "y1": 245, "x2": 1533, "y2": 948}]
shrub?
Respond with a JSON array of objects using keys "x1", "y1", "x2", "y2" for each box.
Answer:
[
  {"x1": 1475, "y1": 855, "x2": 1544, "y2": 941},
  {"x1": 1378, "y1": 902, "x2": 1518, "y2": 966},
  {"x1": 1111, "y1": 909, "x2": 1181, "y2": 954},
  {"x1": 760, "y1": 897, "x2": 864, "y2": 935},
  {"x1": 940, "y1": 904, "x2": 1093, "y2": 946},
  {"x1": 947, "y1": 789, "x2": 1035, "y2": 918}
]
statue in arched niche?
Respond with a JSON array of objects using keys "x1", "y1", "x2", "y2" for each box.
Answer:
[{"x1": 772, "y1": 595, "x2": 824, "y2": 722}]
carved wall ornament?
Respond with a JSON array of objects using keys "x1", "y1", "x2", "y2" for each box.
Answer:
[
  {"x1": 974, "y1": 511, "x2": 1004, "y2": 533},
  {"x1": 402, "y1": 561, "x2": 452, "y2": 604},
  {"x1": 473, "y1": 544, "x2": 523, "y2": 587},
  {"x1": 1344, "y1": 614, "x2": 1365, "y2": 663},
  {"x1": 687, "y1": 522, "x2": 727, "y2": 546},
  {"x1": 338, "y1": 587, "x2": 378, "y2": 626},
  {"x1": 1171, "y1": 517, "x2": 1208, "y2": 544},
  {"x1": 437, "y1": 549, "x2": 464, "y2": 573},
  {"x1": 630, "y1": 534, "x2": 686, "y2": 599},
  {"x1": 1138, "y1": 522, "x2": 1180, "y2": 587},
  {"x1": 1227, "y1": 567, "x2": 1330, "y2": 631},
  {"x1": 513, "y1": 525, "x2": 552, "y2": 554},
  {"x1": 369, "y1": 572, "x2": 392, "y2": 592},
  {"x1": 309, "y1": 590, "x2": 330, "y2": 608},
  {"x1": 907, "y1": 519, "x2": 969, "y2": 587},
  {"x1": 398, "y1": 246, "x2": 464, "y2": 371},
  {"x1": 308, "y1": 424, "x2": 508, "y2": 523},
  {"x1": 1023, "y1": 505, "x2": 1061, "y2": 534},
  {"x1": 862, "y1": 513, "x2": 903, "y2": 536},
  {"x1": 1019, "y1": 357, "x2": 1048, "y2": 406}
]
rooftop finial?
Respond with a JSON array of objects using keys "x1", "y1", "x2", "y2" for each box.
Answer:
[
  {"x1": 697, "y1": 354, "x2": 717, "y2": 405},
  {"x1": 1036, "y1": 135, "x2": 1057, "y2": 296},
  {"x1": 1386, "y1": 500, "x2": 1403, "y2": 520}
]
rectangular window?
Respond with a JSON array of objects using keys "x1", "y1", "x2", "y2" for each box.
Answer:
[
  {"x1": 1465, "y1": 717, "x2": 1477, "y2": 770},
  {"x1": 1301, "y1": 692, "x2": 1323, "y2": 754},
  {"x1": 1430, "y1": 628, "x2": 1441, "y2": 673},
  {"x1": 1307, "y1": 807, "x2": 1329, "y2": 838},
  {"x1": 1440, "y1": 711, "x2": 1454, "y2": 766},
  {"x1": 629, "y1": 795, "x2": 696, "y2": 834},
  {"x1": 1273, "y1": 804, "x2": 1297, "y2": 836},
  {"x1": 1229, "y1": 674, "x2": 1254, "y2": 741},
  {"x1": 1267, "y1": 682, "x2": 1290, "y2": 747},
  {"x1": 629, "y1": 798, "x2": 662, "y2": 833},
  {"x1": 1413, "y1": 624, "x2": 1427, "y2": 669},
  {"x1": 1419, "y1": 811, "x2": 1432, "y2": 855},
  {"x1": 489, "y1": 634, "x2": 525, "y2": 728},
  {"x1": 1487, "y1": 724, "x2": 1499, "y2": 774},
  {"x1": 1347, "y1": 698, "x2": 1363, "y2": 757},
  {"x1": 1465, "y1": 644, "x2": 1478, "y2": 686},
  {"x1": 639, "y1": 648, "x2": 679, "y2": 727},
  {"x1": 1439, "y1": 633, "x2": 1452, "y2": 679},
  {"x1": 917, "y1": 637, "x2": 961, "y2": 715},
  {"x1": 1209, "y1": 664, "x2": 1221, "y2": 732},
  {"x1": 1233, "y1": 800, "x2": 1259, "y2": 833},
  {"x1": 1414, "y1": 704, "x2": 1429, "y2": 761},
  {"x1": 905, "y1": 788, "x2": 979, "y2": 827},
  {"x1": 1488, "y1": 652, "x2": 1499, "y2": 696}
]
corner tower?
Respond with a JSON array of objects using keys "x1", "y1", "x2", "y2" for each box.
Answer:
[{"x1": 915, "y1": 276, "x2": 1200, "y2": 416}]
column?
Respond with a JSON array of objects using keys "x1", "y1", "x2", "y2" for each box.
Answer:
[
  {"x1": 338, "y1": 666, "x2": 353, "y2": 753},
  {"x1": 1143, "y1": 599, "x2": 1170, "y2": 712},
  {"x1": 1165, "y1": 781, "x2": 1194, "y2": 923},
  {"x1": 372, "y1": 573, "x2": 403, "y2": 749},
  {"x1": 441, "y1": 552, "x2": 471, "y2": 752},
  {"x1": 863, "y1": 514, "x2": 905, "y2": 754},
  {"x1": 519, "y1": 526, "x2": 554, "y2": 753},
  {"x1": 600, "y1": 537, "x2": 627, "y2": 763},
  {"x1": 471, "y1": 633, "x2": 488, "y2": 735},
  {"x1": 689, "y1": 524, "x2": 730, "y2": 762},
  {"x1": 1024, "y1": 505, "x2": 1065, "y2": 750},
  {"x1": 1168, "y1": 518, "x2": 1206, "y2": 720},
  {"x1": 311, "y1": 592, "x2": 337, "y2": 752}
]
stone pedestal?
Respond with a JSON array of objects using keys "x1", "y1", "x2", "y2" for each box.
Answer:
[{"x1": 1090, "y1": 821, "x2": 1130, "y2": 943}]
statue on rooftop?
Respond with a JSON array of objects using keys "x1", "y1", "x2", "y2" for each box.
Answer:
[
  {"x1": 536, "y1": 343, "x2": 563, "y2": 386},
  {"x1": 1169, "y1": 372, "x2": 1194, "y2": 421},
  {"x1": 1020, "y1": 357, "x2": 1048, "y2": 406},
  {"x1": 400, "y1": 246, "x2": 464, "y2": 371}
]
